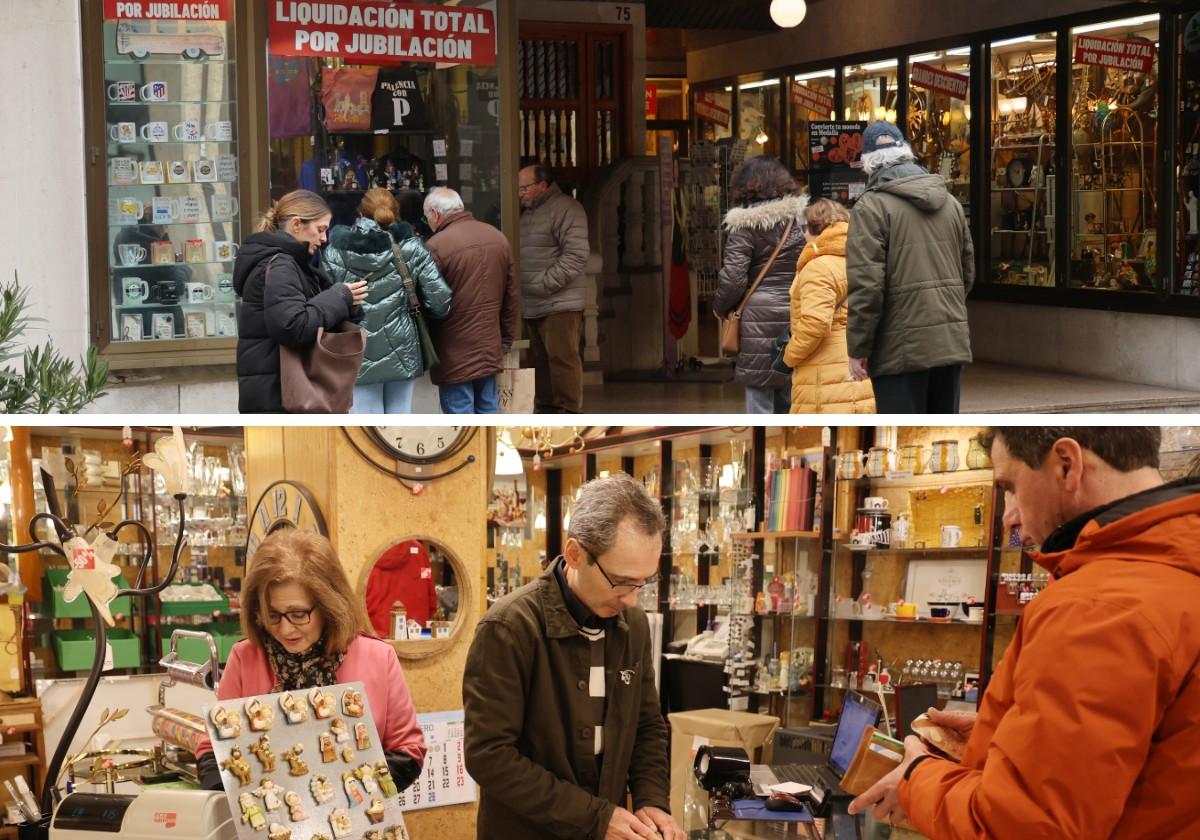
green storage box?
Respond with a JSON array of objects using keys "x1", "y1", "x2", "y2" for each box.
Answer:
[
  {"x1": 43, "y1": 568, "x2": 132, "y2": 619},
  {"x1": 158, "y1": 583, "x2": 230, "y2": 617},
  {"x1": 160, "y1": 622, "x2": 242, "y2": 665},
  {"x1": 53, "y1": 627, "x2": 141, "y2": 671}
]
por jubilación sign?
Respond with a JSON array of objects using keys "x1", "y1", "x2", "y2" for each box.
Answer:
[{"x1": 270, "y1": 0, "x2": 497, "y2": 67}]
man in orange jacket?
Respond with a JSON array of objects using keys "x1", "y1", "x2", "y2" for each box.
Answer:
[{"x1": 849, "y1": 427, "x2": 1200, "y2": 838}]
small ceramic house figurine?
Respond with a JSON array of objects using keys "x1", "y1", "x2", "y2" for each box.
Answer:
[
  {"x1": 341, "y1": 687, "x2": 365, "y2": 718},
  {"x1": 330, "y1": 718, "x2": 350, "y2": 743},
  {"x1": 355, "y1": 763, "x2": 378, "y2": 795},
  {"x1": 282, "y1": 743, "x2": 308, "y2": 776},
  {"x1": 329, "y1": 809, "x2": 353, "y2": 838},
  {"x1": 210, "y1": 705, "x2": 241, "y2": 740},
  {"x1": 238, "y1": 792, "x2": 265, "y2": 831},
  {"x1": 310, "y1": 774, "x2": 334, "y2": 805},
  {"x1": 354, "y1": 722, "x2": 371, "y2": 751},
  {"x1": 310, "y1": 688, "x2": 336, "y2": 719},
  {"x1": 283, "y1": 791, "x2": 306, "y2": 822},
  {"x1": 319, "y1": 732, "x2": 337, "y2": 763},
  {"x1": 376, "y1": 760, "x2": 397, "y2": 798},
  {"x1": 341, "y1": 745, "x2": 356, "y2": 764},
  {"x1": 222, "y1": 747, "x2": 253, "y2": 786},
  {"x1": 249, "y1": 734, "x2": 277, "y2": 772},
  {"x1": 246, "y1": 698, "x2": 274, "y2": 732},
  {"x1": 279, "y1": 691, "x2": 308, "y2": 724},
  {"x1": 383, "y1": 825, "x2": 409, "y2": 840},
  {"x1": 343, "y1": 771, "x2": 364, "y2": 806},
  {"x1": 366, "y1": 798, "x2": 386, "y2": 824},
  {"x1": 365, "y1": 832, "x2": 384, "y2": 840},
  {"x1": 253, "y1": 779, "x2": 283, "y2": 812},
  {"x1": 267, "y1": 823, "x2": 291, "y2": 840}
]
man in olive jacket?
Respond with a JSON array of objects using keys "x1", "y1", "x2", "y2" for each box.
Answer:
[
  {"x1": 518, "y1": 164, "x2": 590, "y2": 413},
  {"x1": 464, "y1": 474, "x2": 683, "y2": 840},
  {"x1": 846, "y1": 121, "x2": 974, "y2": 413}
]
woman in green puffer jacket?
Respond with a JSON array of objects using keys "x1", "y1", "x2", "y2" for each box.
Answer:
[{"x1": 323, "y1": 188, "x2": 452, "y2": 413}]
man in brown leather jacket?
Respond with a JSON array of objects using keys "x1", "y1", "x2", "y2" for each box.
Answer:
[{"x1": 463, "y1": 474, "x2": 683, "y2": 840}]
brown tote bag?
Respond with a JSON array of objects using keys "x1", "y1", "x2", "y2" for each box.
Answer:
[
  {"x1": 720, "y1": 218, "x2": 795, "y2": 355},
  {"x1": 267, "y1": 256, "x2": 366, "y2": 414}
]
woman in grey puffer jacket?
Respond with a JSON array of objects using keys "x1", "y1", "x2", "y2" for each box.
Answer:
[
  {"x1": 323, "y1": 188, "x2": 451, "y2": 413},
  {"x1": 713, "y1": 157, "x2": 808, "y2": 414}
]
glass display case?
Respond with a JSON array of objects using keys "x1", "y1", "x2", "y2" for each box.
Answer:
[
  {"x1": 1176, "y1": 10, "x2": 1200, "y2": 296},
  {"x1": 843, "y1": 58, "x2": 899, "y2": 123},
  {"x1": 103, "y1": 8, "x2": 241, "y2": 342},
  {"x1": 989, "y1": 31, "x2": 1059, "y2": 287},
  {"x1": 790, "y1": 70, "x2": 837, "y2": 191},
  {"x1": 908, "y1": 48, "x2": 972, "y2": 221},
  {"x1": 1068, "y1": 14, "x2": 1161, "y2": 292}
]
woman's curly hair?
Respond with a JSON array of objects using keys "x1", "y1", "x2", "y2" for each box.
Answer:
[{"x1": 730, "y1": 156, "x2": 799, "y2": 206}]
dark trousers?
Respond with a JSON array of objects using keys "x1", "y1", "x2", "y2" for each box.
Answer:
[
  {"x1": 871, "y1": 365, "x2": 963, "y2": 414},
  {"x1": 525, "y1": 311, "x2": 584, "y2": 413}
]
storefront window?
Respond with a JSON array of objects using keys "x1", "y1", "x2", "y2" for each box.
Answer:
[
  {"x1": 266, "y1": 1, "x2": 501, "y2": 231},
  {"x1": 908, "y1": 49, "x2": 971, "y2": 219},
  {"x1": 789, "y1": 69, "x2": 836, "y2": 189},
  {"x1": 843, "y1": 59, "x2": 899, "y2": 123},
  {"x1": 1069, "y1": 14, "x2": 1160, "y2": 292},
  {"x1": 695, "y1": 88, "x2": 733, "y2": 142},
  {"x1": 646, "y1": 77, "x2": 688, "y2": 157},
  {"x1": 103, "y1": 4, "x2": 240, "y2": 343},
  {"x1": 988, "y1": 32, "x2": 1058, "y2": 286},
  {"x1": 738, "y1": 79, "x2": 781, "y2": 160},
  {"x1": 1180, "y1": 11, "x2": 1200, "y2": 295}
]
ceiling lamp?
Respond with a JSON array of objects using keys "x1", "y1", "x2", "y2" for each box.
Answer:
[
  {"x1": 495, "y1": 430, "x2": 525, "y2": 476},
  {"x1": 770, "y1": 0, "x2": 807, "y2": 28}
]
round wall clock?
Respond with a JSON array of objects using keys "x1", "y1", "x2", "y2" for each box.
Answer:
[
  {"x1": 246, "y1": 480, "x2": 328, "y2": 559},
  {"x1": 365, "y1": 426, "x2": 475, "y2": 465}
]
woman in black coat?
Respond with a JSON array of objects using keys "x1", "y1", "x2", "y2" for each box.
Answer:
[
  {"x1": 233, "y1": 190, "x2": 368, "y2": 413},
  {"x1": 712, "y1": 157, "x2": 808, "y2": 414}
]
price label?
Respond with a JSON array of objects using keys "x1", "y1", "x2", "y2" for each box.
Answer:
[{"x1": 72, "y1": 547, "x2": 97, "y2": 570}]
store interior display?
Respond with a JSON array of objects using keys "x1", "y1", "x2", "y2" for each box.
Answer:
[
  {"x1": 790, "y1": 70, "x2": 837, "y2": 191},
  {"x1": 907, "y1": 50, "x2": 971, "y2": 219},
  {"x1": 104, "y1": 14, "x2": 241, "y2": 343},
  {"x1": 1179, "y1": 10, "x2": 1200, "y2": 295}
]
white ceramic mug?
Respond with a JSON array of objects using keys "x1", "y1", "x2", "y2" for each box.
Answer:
[
  {"x1": 122, "y1": 278, "x2": 150, "y2": 305},
  {"x1": 115, "y1": 198, "x2": 145, "y2": 224},
  {"x1": 173, "y1": 120, "x2": 201, "y2": 141},
  {"x1": 940, "y1": 524, "x2": 963, "y2": 548},
  {"x1": 211, "y1": 195, "x2": 239, "y2": 221},
  {"x1": 108, "y1": 81, "x2": 137, "y2": 101},
  {"x1": 216, "y1": 273, "x2": 236, "y2": 301},
  {"x1": 110, "y1": 122, "x2": 137, "y2": 143},
  {"x1": 140, "y1": 81, "x2": 168, "y2": 101},
  {"x1": 168, "y1": 160, "x2": 191, "y2": 183},
  {"x1": 836, "y1": 450, "x2": 866, "y2": 480},
  {"x1": 152, "y1": 197, "x2": 180, "y2": 224},
  {"x1": 193, "y1": 159, "x2": 217, "y2": 182},
  {"x1": 930, "y1": 440, "x2": 960, "y2": 473},
  {"x1": 179, "y1": 195, "x2": 203, "y2": 223},
  {"x1": 118, "y1": 243, "x2": 147, "y2": 266},
  {"x1": 213, "y1": 240, "x2": 239, "y2": 262},
  {"x1": 141, "y1": 121, "x2": 169, "y2": 142},
  {"x1": 186, "y1": 282, "x2": 215, "y2": 303},
  {"x1": 862, "y1": 496, "x2": 888, "y2": 510},
  {"x1": 866, "y1": 447, "x2": 895, "y2": 478},
  {"x1": 205, "y1": 120, "x2": 233, "y2": 141}
]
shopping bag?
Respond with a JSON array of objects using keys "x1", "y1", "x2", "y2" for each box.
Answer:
[{"x1": 499, "y1": 367, "x2": 535, "y2": 414}]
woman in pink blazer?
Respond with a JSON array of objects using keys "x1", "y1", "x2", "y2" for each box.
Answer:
[{"x1": 195, "y1": 529, "x2": 426, "y2": 791}]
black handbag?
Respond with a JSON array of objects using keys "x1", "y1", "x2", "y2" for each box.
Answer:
[{"x1": 390, "y1": 243, "x2": 440, "y2": 372}]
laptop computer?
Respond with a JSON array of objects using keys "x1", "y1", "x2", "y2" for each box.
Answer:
[{"x1": 750, "y1": 691, "x2": 883, "y2": 803}]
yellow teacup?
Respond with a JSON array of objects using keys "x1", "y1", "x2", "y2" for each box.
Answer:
[{"x1": 895, "y1": 602, "x2": 918, "y2": 619}]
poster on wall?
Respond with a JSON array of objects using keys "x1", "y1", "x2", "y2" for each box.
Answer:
[
  {"x1": 397, "y1": 711, "x2": 477, "y2": 812},
  {"x1": 269, "y1": 0, "x2": 497, "y2": 67},
  {"x1": 808, "y1": 121, "x2": 868, "y2": 205},
  {"x1": 488, "y1": 475, "x2": 527, "y2": 529}
]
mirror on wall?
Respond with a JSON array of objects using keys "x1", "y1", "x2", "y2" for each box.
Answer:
[{"x1": 363, "y1": 537, "x2": 465, "y2": 656}]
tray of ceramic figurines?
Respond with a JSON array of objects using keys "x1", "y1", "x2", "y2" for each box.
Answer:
[{"x1": 205, "y1": 681, "x2": 409, "y2": 840}]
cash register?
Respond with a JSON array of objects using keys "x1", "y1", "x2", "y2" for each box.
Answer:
[{"x1": 50, "y1": 789, "x2": 235, "y2": 840}]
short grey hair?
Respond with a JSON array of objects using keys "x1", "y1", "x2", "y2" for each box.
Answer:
[
  {"x1": 423, "y1": 187, "x2": 464, "y2": 217},
  {"x1": 567, "y1": 473, "x2": 665, "y2": 560},
  {"x1": 861, "y1": 142, "x2": 915, "y2": 175}
]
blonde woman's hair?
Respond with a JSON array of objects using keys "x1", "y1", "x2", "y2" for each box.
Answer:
[
  {"x1": 359, "y1": 188, "x2": 399, "y2": 228},
  {"x1": 256, "y1": 189, "x2": 332, "y2": 233},
  {"x1": 241, "y1": 528, "x2": 371, "y2": 655},
  {"x1": 804, "y1": 198, "x2": 850, "y2": 236}
]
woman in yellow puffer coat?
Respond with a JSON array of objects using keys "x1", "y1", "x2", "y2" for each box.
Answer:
[{"x1": 783, "y1": 199, "x2": 876, "y2": 413}]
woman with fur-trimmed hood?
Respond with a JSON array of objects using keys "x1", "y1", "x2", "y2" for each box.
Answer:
[{"x1": 713, "y1": 157, "x2": 807, "y2": 414}]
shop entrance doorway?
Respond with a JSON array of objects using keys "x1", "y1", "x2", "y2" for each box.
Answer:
[{"x1": 518, "y1": 22, "x2": 632, "y2": 193}]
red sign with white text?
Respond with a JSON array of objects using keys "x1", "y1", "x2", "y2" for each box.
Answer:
[
  {"x1": 645, "y1": 84, "x2": 658, "y2": 119},
  {"x1": 910, "y1": 63, "x2": 969, "y2": 101},
  {"x1": 269, "y1": 0, "x2": 496, "y2": 67},
  {"x1": 696, "y1": 95, "x2": 730, "y2": 128},
  {"x1": 104, "y1": 0, "x2": 231, "y2": 20},
  {"x1": 1073, "y1": 35, "x2": 1155, "y2": 74},
  {"x1": 791, "y1": 82, "x2": 835, "y2": 117}
]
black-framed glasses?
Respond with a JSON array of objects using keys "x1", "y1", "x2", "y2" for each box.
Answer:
[
  {"x1": 582, "y1": 548, "x2": 659, "y2": 593},
  {"x1": 265, "y1": 607, "x2": 317, "y2": 626}
]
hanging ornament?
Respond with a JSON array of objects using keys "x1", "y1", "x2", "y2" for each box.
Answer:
[{"x1": 769, "y1": 0, "x2": 807, "y2": 28}]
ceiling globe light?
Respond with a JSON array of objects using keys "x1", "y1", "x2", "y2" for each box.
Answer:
[{"x1": 770, "y1": 0, "x2": 807, "y2": 28}]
